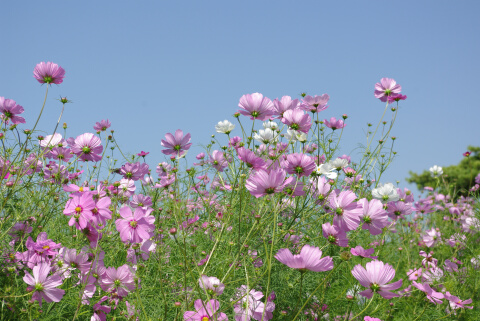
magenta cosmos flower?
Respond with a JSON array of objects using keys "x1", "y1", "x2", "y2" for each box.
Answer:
[
  {"x1": 0, "y1": 97, "x2": 26, "y2": 125},
  {"x1": 184, "y1": 299, "x2": 228, "y2": 321},
  {"x1": 275, "y1": 244, "x2": 333, "y2": 272},
  {"x1": 33, "y1": 62, "x2": 65, "y2": 85},
  {"x1": 374, "y1": 78, "x2": 401, "y2": 102},
  {"x1": 238, "y1": 93, "x2": 275, "y2": 121},
  {"x1": 23, "y1": 263, "x2": 65, "y2": 307},
  {"x1": 327, "y1": 190, "x2": 363, "y2": 232},
  {"x1": 115, "y1": 206, "x2": 155, "y2": 244},
  {"x1": 245, "y1": 168, "x2": 293, "y2": 198},
  {"x1": 63, "y1": 192, "x2": 96, "y2": 229},
  {"x1": 161, "y1": 129, "x2": 192, "y2": 157},
  {"x1": 412, "y1": 281, "x2": 444, "y2": 304},
  {"x1": 351, "y1": 260, "x2": 402, "y2": 299},
  {"x1": 93, "y1": 119, "x2": 111, "y2": 132},
  {"x1": 283, "y1": 153, "x2": 316, "y2": 177},
  {"x1": 68, "y1": 133, "x2": 103, "y2": 162},
  {"x1": 359, "y1": 198, "x2": 389, "y2": 235},
  {"x1": 323, "y1": 117, "x2": 346, "y2": 130}
]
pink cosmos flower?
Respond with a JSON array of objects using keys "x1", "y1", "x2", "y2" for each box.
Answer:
[
  {"x1": 351, "y1": 260, "x2": 402, "y2": 299},
  {"x1": 411, "y1": 281, "x2": 444, "y2": 304},
  {"x1": 322, "y1": 222, "x2": 348, "y2": 247},
  {"x1": 281, "y1": 109, "x2": 312, "y2": 133},
  {"x1": 350, "y1": 245, "x2": 378, "y2": 259},
  {"x1": 445, "y1": 292, "x2": 473, "y2": 309},
  {"x1": 275, "y1": 244, "x2": 333, "y2": 272},
  {"x1": 245, "y1": 168, "x2": 293, "y2": 198},
  {"x1": 99, "y1": 264, "x2": 135, "y2": 297},
  {"x1": 237, "y1": 147, "x2": 266, "y2": 170},
  {"x1": 33, "y1": 62, "x2": 65, "y2": 85},
  {"x1": 115, "y1": 206, "x2": 155, "y2": 244},
  {"x1": 374, "y1": 78, "x2": 401, "y2": 102},
  {"x1": 93, "y1": 119, "x2": 111, "y2": 132},
  {"x1": 198, "y1": 275, "x2": 225, "y2": 295},
  {"x1": 364, "y1": 317, "x2": 382, "y2": 321},
  {"x1": 283, "y1": 153, "x2": 316, "y2": 177},
  {"x1": 120, "y1": 162, "x2": 149, "y2": 181},
  {"x1": 209, "y1": 150, "x2": 230, "y2": 172},
  {"x1": 68, "y1": 133, "x2": 103, "y2": 162},
  {"x1": 407, "y1": 268, "x2": 422, "y2": 281},
  {"x1": 63, "y1": 192, "x2": 96, "y2": 230},
  {"x1": 327, "y1": 190, "x2": 363, "y2": 232},
  {"x1": 300, "y1": 94, "x2": 329, "y2": 113},
  {"x1": 23, "y1": 263, "x2": 65, "y2": 307},
  {"x1": 184, "y1": 299, "x2": 228, "y2": 321},
  {"x1": 387, "y1": 201, "x2": 413, "y2": 220},
  {"x1": 91, "y1": 196, "x2": 112, "y2": 227},
  {"x1": 0, "y1": 97, "x2": 26, "y2": 125},
  {"x1": 23, "y1": 232, "x2": 62, "y2": 269},
  {"x1": 422, "y1": 228, "x2": 441, "y2": 247},
  {"x1": 323, "y1": 117, "x2": 346, "y2": 130},
  {"x1": 161, "y1": 129, "x2": 192, "y2": 157},
  {"x1": 359, "y1": 198, "x2": 389, "y2": 235},
  {"x1": 238, "y1": 93, "x2": 274, "y2": 121},
  {"x1": 232, "y1": 286, "x2": 270, "y2": 321},
  {"x1": 272, "y1": 96, "x2": 299, "y2": 118},
  {"x1": 387, "y1": 93, "x2": 407, "y2": 104}
]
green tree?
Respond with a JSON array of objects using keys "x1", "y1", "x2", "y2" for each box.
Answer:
[{"x1": 406, "y1": 145, "x2": 480, "y2": 197}]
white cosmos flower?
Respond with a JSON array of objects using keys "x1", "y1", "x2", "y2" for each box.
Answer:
[
  {"x1": 285, "y1": 129, "x2": 307, "y2": 143},
  {"x1": 215, "y1": 120, "x2": 235, "y2": 134},
  {"x1": 429, "y1": 165, "x2": 443, "y2": 177},
  {"x1": 372, "y1": 182, "x2": 399, "y2": 203},
  {"x1": 329, "y1": 158, "x2": 349, "y2": 170},
  {"x1": 263, "y1": 121, "x2": 278, "y2": 130},
  {"x1": 253, "y1": 128, "x2": 278, "y2": 144},
  {"x1": 316, "y1": 163, "x2": 338, "y2": 179}
]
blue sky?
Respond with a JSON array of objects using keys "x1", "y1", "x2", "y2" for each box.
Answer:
[{"x1": 2, "y1": 1, "x2": 479, "y2": 195}]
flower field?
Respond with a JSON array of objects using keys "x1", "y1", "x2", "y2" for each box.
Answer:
[{"x1": 0, "y1": 63, "x2": 479, "y2": 320}]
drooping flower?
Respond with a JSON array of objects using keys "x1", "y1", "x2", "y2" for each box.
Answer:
[
  {"x1": 238, "y1": 93, "x2": 274, "y2": 121},
  {"x1": 445, "y1": 292, "x2": 473, "y2": 309},
  {"x1": 161, "y1": 129, "x2": 192, "y2": 157},
  {"x1": 33, "y1": 62, "x2": 65, "y2": 85},
  {"x1": 184, "y1": 299, "x2": 228, "y2": 320},
  {"x1": 0, "y1": 97, "x2": 26, "y2": 125},
  {"x1": 351, "y1": 260, "x2": 402, "y2": 299},
  {"x1": 387, "y1": 93, "x2": 407, "y2": 103},
  {"x1": 275, "y1": 244, "x2": 333, "y2": 272},
  {"x1": 23, "y1": 263, "x2": 65, "y2": 307},
  {"x1": 215, "y1": 120, "x2": 235, "y2": 134},
  {"x1": 374, "y1": 78, "x2": 401, "y2": 102},
  {"x1": 322, "y1": 222, "x2": 348, "y2": 247},
  {"x1": 411, "y1": 281, "x2": 444, "y2": 304}
]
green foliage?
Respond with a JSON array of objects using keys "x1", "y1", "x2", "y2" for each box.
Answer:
[{"x1": 406, "y1": 145, "x2": 480, "y2": 197}]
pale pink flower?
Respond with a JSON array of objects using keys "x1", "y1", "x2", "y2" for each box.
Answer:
[
  {"x1": 281, "y1": 109, "x2": 312, "y2": 133},
  {"x1": 68, "y1": 133, "x2": 103, "y2": 162},
  {"x1": 350, "y1": 245, "x2": 378, "y2": 259},
  {"x1": 283, "y1": 153, "x2": 316, "y2": 177},
  {"x1": 115, "y1": 206, "x2": 155, "y2": 244},
  {"x1": 23, "y1": 263, "x2": 65, "y2": 307},
  {"x1": 272, "y1": 96, "x2": 299, "y2": 118},
  {"x1": 33, "y1": 62, "x2": 65, "y2": 85},
  {"x1": 238, "y1": 93, "x2": 274, "y2": 121},
  {"x1": 300, "y1": 94, "x2": 329, "y2": 113},
  {"x1": 411, "y1": 281, "x2": 443, "y2": 304},
  {"x1": 275, "y1": 244, "x2": 333, "y2": 272},
  {"x1": 445, "y1": 292, "x2": 473, "y2": 309},
  {"x1": 198, "y1": 275, "x2": 225, "y2": 295},
  {"x1": 374, "y1": 78, "x2": 401, "y2": 102},
  {"x1": 93, "y1": 119, "x2": 111, "y2": 132},
  {"x1": 0, "y1": 97, "x2": 26, "y2": 124},
  {"x1": 322, "y1": 222, "x2": 348, "y2": 247},
  {"x1": 351, "y1": 260, "x2": 402, "y2": 299},
  {"x1": 245, "y1": 168, "x2": 293, "y2": 198},
  {"x1": 99, "y1": 264, "x2": 135, "y2": 297},
  {"x1": 359, "y1": 198, "x2": 389, "y2": 235},
  {"x1": 323, "y1": 117, "x2": 346, "y2": 130},
  {"x1": 184, "y1": 299, "x2": 228, "y2": 321},
  {"x1": 161, "y1": 129, "x2": 192, "y2": 157},
  {"x1": 327, "y1": 190, "x2": 363, "y2": 232}
]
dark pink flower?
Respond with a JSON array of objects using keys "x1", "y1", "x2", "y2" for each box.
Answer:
[
  {"x1": 238, "y1": 93, "x2": 274, "y2": 121},
  {"x1": 23, "y1": 263, "x2": 65, "y2": 307},
  {"x1": 283, "y1": 153, "x2": 316, "y2": 177},
  {"x1": 350, "y1": 245, "x2": 378, "y2": 259},
  {"x1": 237, "y1": 147, "x2": 266, "y2": 170},
  {"x1": 137, "y1": 150, "x2": 149, "y2": 157},
  {"x1": 33, "y1": 62, "x2": 65, "y2": 85},
  {"x1": 412, "y1": 281, "x2": 443, "y2": 304},
  {"x1": 275, "y1": 244, "x2": 333, "y2": 272},
  {"x1": 322, "y1": 222, "x2": 348, "y2": 247},
  {"x1": 120, "y1": 162, "x2": 149, "y2": 181},
  {"x1": 387, "y1": 93, "x2": 407, "y2": 103},
  {"x1": 445, "y1": 292, "x2": 473, "y2": 309},
  {"x1": 245, "y1": 168, "x2": 293, "y2": 198},
  {"x1": 161, "y1": 129, "x2": 192, "y2": 157},
  {"x1": 63, "y1": 192, "x2": 96, "y2": 230},
  {"x1": 351, "y1": 260, "x2": 402, "y2": 299},
  {"x1": 0, "y1": 97, "x2": 26, "y2": 125},
  {"x1": 374, "y1": 78, "x2": 401, "y2": 102}
]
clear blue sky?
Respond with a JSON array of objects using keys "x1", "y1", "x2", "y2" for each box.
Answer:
[{"x1": 2, "y1": 1, "x2": 479, "y2": 195}]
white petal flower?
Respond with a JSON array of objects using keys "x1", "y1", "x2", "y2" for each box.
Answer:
[
  {"x1": 429, "y1": 165, "x2": 443, "y2": 177},
  {"x1": 372, "y1": 182, "x2": 399, "y2": 203},
  {"x1": 285, "y1": 129, "x2": 307, "y2": 143},
  {"x1": 215, "y1": 120, "x2": 235, "y2": 134},
  {"x1": 316, "y1": 164, "x2": 338, "y2": 179},
  {"x1": 253, "y1": 128, "x2": 278, "y2": 144},
  {"x1": 329, "y1": 158, "x2": 349, "y2": 170},
  {"x1": 263, "y1": 121, "x2": 278, "y2": 130}
]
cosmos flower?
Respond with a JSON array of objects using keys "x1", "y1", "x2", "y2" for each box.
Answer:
[
  {"x1": 0, "y1": 97, "x2": 26, "y2": 125},
  {"x1": 275, "y1": 244, "x2": 333, "y2": 272},
  {"x1": 93, "y1": 119, "x2": 111, "y2": 132},
  {"x1": 374, "y1": 78, "x2": 401, "y2": 102},
  {"x1": 184, "y1": 299, "x2": 228, "y2": 321},
  {"x1": 281, "y1": 109, "x2": 312, "y2": 133},
  {"x1": 351, "y1": 260, "x2": 402, "y2": 299},
  {"x1": 68, "y1": 133, "x2": 103, "y2": 162},
  {"x1": 33, "y1": 62, "x2": 65, "y2": 85},
  {"x1": 323, "y1": 117, "x2": 346, "y2": 130},
  {"x1": 238, "y1": 93, "x2": 274, "y2": 121},
  {"x1": 23, "y1": 263, "x2": 65, "y2": 307},
  {"x1": 215, "y1": 120, "x2": 235, "y2": 134},
  {"x1": 161, "y1": 129, "x2": 192, "y2": 157},
  {"x1": 115, "y1": 206, "x2": 155, "y2": 244},
  {"x1": 245, "y1": 168, "x2": 293, "y2": 198},
  {"x1": 300, "y1": 94, "x2": 329, "y2": 113}
]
